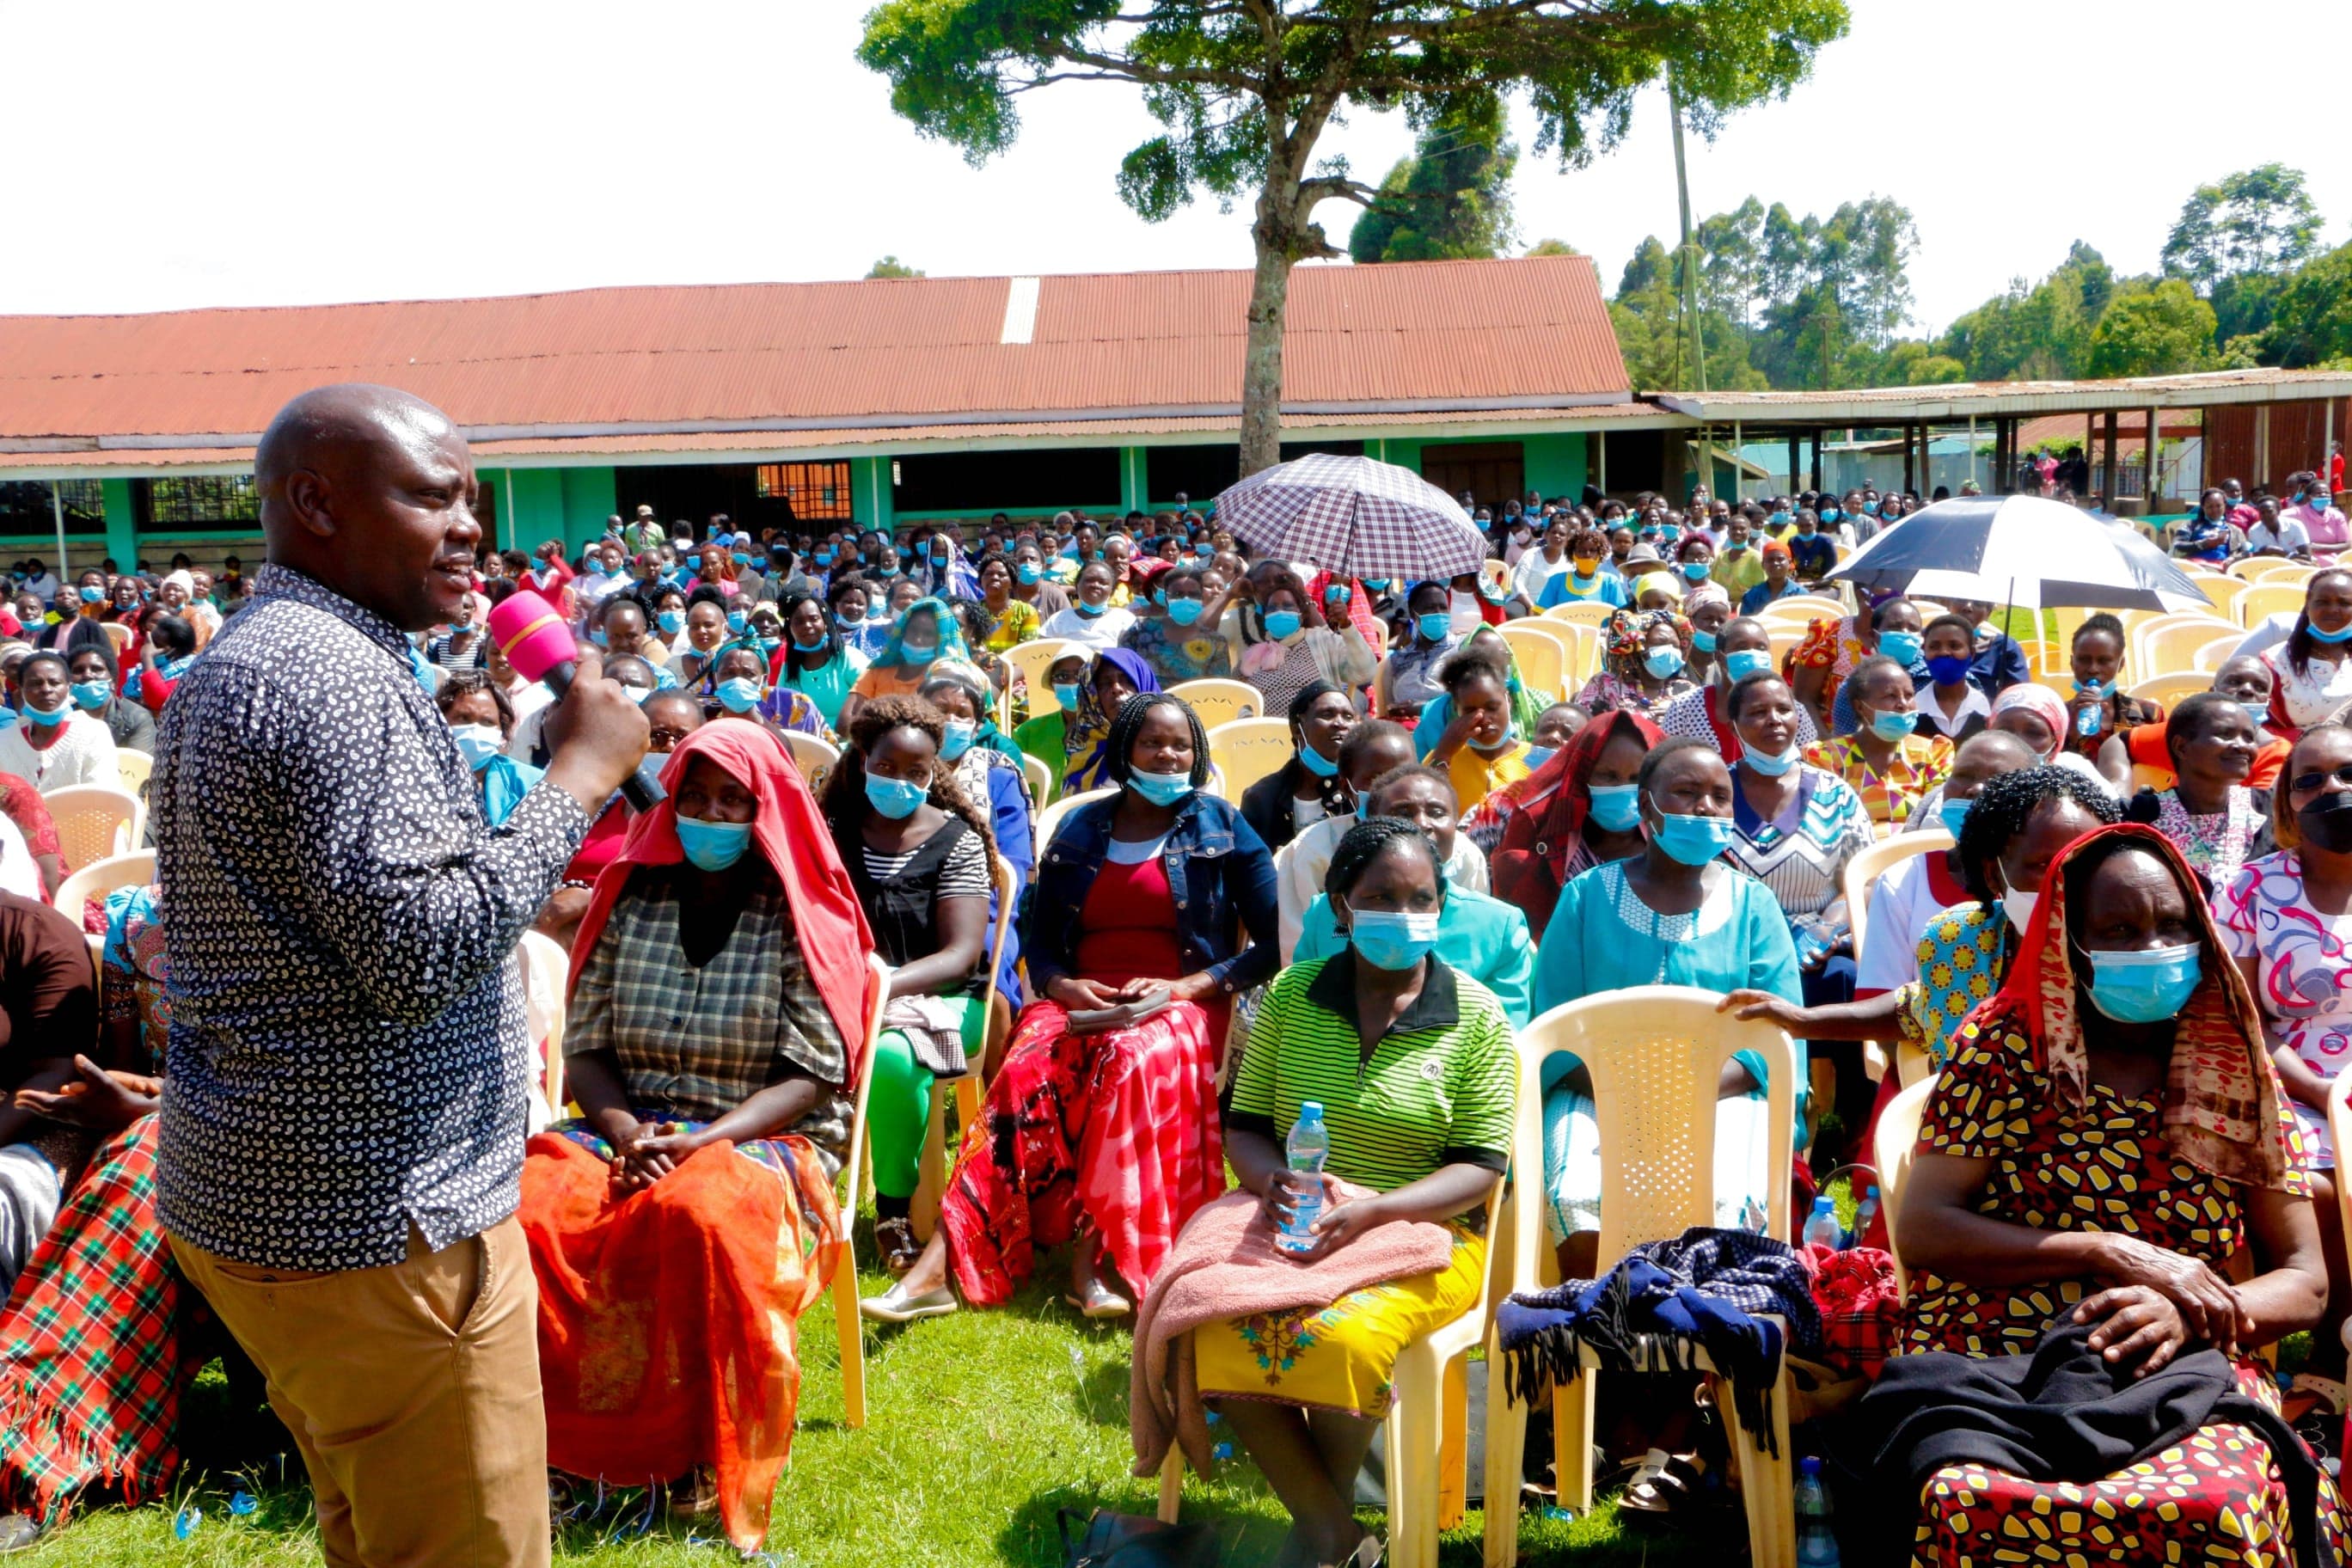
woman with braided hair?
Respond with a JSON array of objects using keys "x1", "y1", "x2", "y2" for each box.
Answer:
[
  {"x1": 818, "y1": 695, "x2": 999, "y2": 1277},
  {"x1": 866, "y1": 690, "x2": 1278, "y2": 1323}
]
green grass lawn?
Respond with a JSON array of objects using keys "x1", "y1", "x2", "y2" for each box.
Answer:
[{"x1": 15, "y1": 1227, "x2": 1725, "y2": 1568}]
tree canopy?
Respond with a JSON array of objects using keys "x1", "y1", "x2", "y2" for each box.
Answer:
[
  {"x1": 1347, "y1": 102, "x2": 1516, "y2": 263},
  {"x1": 866, "y1": 256, "x2": 926, "y2": 279}
]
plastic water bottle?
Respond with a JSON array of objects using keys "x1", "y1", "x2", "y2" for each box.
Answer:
[
  {"x1": 1277, "y1": 1103, "x2": 1330, "y2": 1256},
  {"x1": 1794, "y1": 1456, "x2": 1840, "y2": 1566},
  {"x1": 2076, "y1": 687, "x2": 2104, "y2": 739},
  {"x1": 1803, "y1": 1195, "x2": 1842, "y2": 1252},
  {"x1": 1849, "y1": 1185, "x2": 1880, "y2": 1249}
]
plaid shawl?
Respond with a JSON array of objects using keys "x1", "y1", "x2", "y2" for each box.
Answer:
[
  {"x1": 0, "y1": 1118, "x2": 199, "y2": 1522},
  {"x1": 1496, "y1": 1227, "x2": 1819, "y2": 1454}
]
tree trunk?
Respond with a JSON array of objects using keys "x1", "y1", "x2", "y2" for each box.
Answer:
[{"x1": 1240, "y1": 208, "x2": 1294, "y2": 479}]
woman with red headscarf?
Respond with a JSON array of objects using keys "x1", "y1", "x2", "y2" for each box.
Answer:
[
  {"x1": 518, "y1": 719, "x2": 875, "y2": 1550},
  {"x1": 1479, "y1": 708, "x2": 1663, "y2": 936}
]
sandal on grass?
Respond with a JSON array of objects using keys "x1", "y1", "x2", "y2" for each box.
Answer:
[
  {"x1": 1615, "y1": 1449, "x2": 1706, "y2": 1516},
  {"x1": 1064, "y1": 1278, "x2": 1133, "y2": 1319}
]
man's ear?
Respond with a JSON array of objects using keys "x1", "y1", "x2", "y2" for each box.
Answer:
[{"x1": 283, "y1": 469, "x2": 338, "y2": 540}]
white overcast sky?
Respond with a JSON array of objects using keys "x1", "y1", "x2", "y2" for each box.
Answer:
[{"x1": 2, "y1": 0, "x2": 2343, "y2": 335}]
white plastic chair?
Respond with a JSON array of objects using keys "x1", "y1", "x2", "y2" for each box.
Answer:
[
  {"x1": 1872, "y1": 1074, "x2": 1937, "y2": 1302},
  {"x1": 1034, "y1": 786, "x2": 1117, "y2": 855},
  {"x1": 518, "y1": 929, "x2": 571, "y2": 1116},
  {"x1": 1481, "y1": 987, "x2": 1798, "y2": 1568},
  {"x1": 1168, "y1": 677, "x2": 1265, "y2": 732},
  {"x1": 44, "y1": 785, "x2": 142, "y2": 874},
  {"x1": 1205, "y1": 717, "x2": 1293, "y2": 804},
  {"x1": 1841, "y1": 828, "x2": 1952, "y2": 963},
  {"x1": 52, "y1": 848, "x2": 156, "y2": 980},
  {"x1": 782, "y1": 731, "x2": 837, "y2": 792}
]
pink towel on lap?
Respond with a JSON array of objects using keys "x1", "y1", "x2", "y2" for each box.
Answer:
[{"x1": 1127, "y1": 1185, "x2": 1456, "y2": 1477}]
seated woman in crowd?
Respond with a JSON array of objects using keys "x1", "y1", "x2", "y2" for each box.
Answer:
[
  {"x1": 773, "y1": 591, "x2": 867, "y2": 729},
  {"x1": 969, "y1": 553, "x2": 1041, "y2": 662},
  {"x1": 830, "y1": 576, "x2": 892, "y2": 663},
  {"x1": 1040, "y1": 561, "x2": 1136, "y2": 651},
  {"x1": 1802, "y1": 654, "x2": 1951, "y2": 828},
  {"x1": 818, "y1": 696, "x2": 995, "y2": 1278},
  {"x1": 2218, "y1": 723, "x2": 2352, "y2": 1394},
  {"x1": 593, "y1": 595, "x2": 669, "y2": 672},
  {"x1": 1119, "y1": 563, "x2": 1234, "y2": 687},
  {"x1": 1234, "y1": 570, "x2": 1377, "y2": 720},
  {"x1": 1240, "y1": 682, "x2": 1359, "y2": 851},
  {"x1": 1057, "y1": 648, "x2": 1158, "y2": 798},
  {"x1": 2171, "y1": 487, "x2": 2248, "y2": 561},
  {"x1": 1423, "y1": 644, "x2": 1534, "y2": 814},
  {"x1": 1737, "y1": 540, "x2": 1808, "y2": 616},
  {"x1": 2060, "y1": 613, "x2": 2164, "y2": 761},
  {"x1": 1677, "y1": 581, "x2": 1732, "y2": 688},
  {"x1": 866, "y1": 693, "x2": 1277, "y2": 1323},
  {"x1": 1656, "y1": 614, "x2": 1816, "y2": 759},
  {"x1": 1534, "y1": 528, "x2": 1626, "y2": 609},
  {"x1": 1534, "y1": 739, "x2": 1801, "y2": 1274},
  {"x1": 1276, "y1": 723, "x2": 1459, "y2": 958},
  {"x1": 1010, "y1": 643, "x2": 1093, "y2": 805},
  {"x1": 1988, "y1": 681, "x2": 2122, "y2": 795},
  {"x1": 62, "y1": 629, "x2": 154, "y2": 756},
  {"x1": 436, "y1": 668, "x2": 543, "y2": 828},
  {"x1": 917, "y1": 660, "x2": 1036, "y2": 999},
  {"x1": 1290, "y1": 769, "x2": 1532, "y2": 1026},
  {"x1": 845, "y1": 596, "x2": 962, "y2": 720},
  {"x1": 1911, "y1": 613, "x2": 1992, "y2": 743},
  {"x1": 0, "y1": 652, "x2": 119, "y2": 795},
  {"x1": 522, "y1": 721, "x2": 869, "y2": 1550},
  {"x1": 1374, "y1": 582, "x2": 1467, "y2": 719},
  {"x1": 1895, "y1": 823, "x2": 2344, "y2": 1564},
  {"x1": 705, "y1": 642, "x2": 830, "y2": 741},
  {"x1": 2259, "y1": 569, "x2": 2352, "y2": 739},
  {"x1": 1571, "y1": 606, "x2": 1697, "y2": 720},
  {"x1": 1206, "y1": 818, "x2": 1515, "y2": 1568},
  {"x1": 2103, "y1": 654, "x2": 2290, "y2": 792},
  {"x1": 2122, "y1": 690, "x2": 2273, "y2": 885},
  {"x1": 1790, "y1": 594, "x2": 1924, "y2": 735},
  {"x1": 1483, "y1": 708, "x2": 1663, "y2": 936},
  {"x1": 1008, "y1": 539, "x2": 1073, "y2": 622}
]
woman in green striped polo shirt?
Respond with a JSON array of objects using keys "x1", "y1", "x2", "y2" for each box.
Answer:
[{"x1": 1208, "y1": 818, "x2": 1516, "y2": 1568}]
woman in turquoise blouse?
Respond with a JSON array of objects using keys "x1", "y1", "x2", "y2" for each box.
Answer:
[{"x1": 1532, "y1": 738, "x2": 1802, "y2": 1277}]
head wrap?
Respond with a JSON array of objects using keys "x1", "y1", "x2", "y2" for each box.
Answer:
[
  {"x1": 1479, "y1": 708, "x2": 1665, "y2": 934},
  {"x1": 875, "y1": 596, "x2": 971, "y2": 670},
  {"x1": 1684, "y1": 581, "x2": 1730, "y2": 616},
  {"x1": 1760, "y1": 541, "x2": 1792, "y2": 563},
  {"x1": 1606, "y1": 606, "x2": 1690, "y2": 667},
  {"x1": 1064, "y1": 647, "x2": 1163, "y2": 792},
  {"x1": 567, "y1": 720, "x2": 875, "y2": 1088},
  {"x1": 1992, "y1": 683, "x2": 2068, "y2": 758},
  {"x1": 161, "y1": 570, "x2": 196, "y2": 599},
  {"x1": 1966, "y1": 823, "x2": 2292, "y2": 1190}
]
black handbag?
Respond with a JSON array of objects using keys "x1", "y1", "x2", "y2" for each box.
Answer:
[{"x1": 1056, "y1": 1507, "x2": 1222, "y2": 1567}]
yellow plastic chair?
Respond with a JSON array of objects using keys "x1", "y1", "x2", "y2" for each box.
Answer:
[
  {"x1": 910, "y1": 854, "x2": 1019, "y2": 1241},
  {"x1": 518, "y1": 928, "x2": 571, "y2": 1116},
  {"x1": 2236, "y1": 579, "x2": 2311, "y2": 629},
  {"x1": 43, "y1": 785, "x2": 141, "y2": 875},
  {"x1": 1005, "y1": 637, "x2": 1093, "y2": 718},
  {"x1": 1481, "y1": 988, "x2": 1798, "y2": 1568},
  {"x1": 1020, "y1": 752, "x2": 1053, "y2": 811},
  {"x1": 1871, "y1": 1074, "x2": 1938, "y2": 1301},
  {"x1": 2190, "y1": 634, "x2": 2242, "y2": 673},
  {"x1": 1763, "y1": 595, "x2": 1843, "y2": 622},
  {"x1": 2190, "y1": 575, "x2": 2248, "y2": 622},
  {"x1": 1498, "y1": 622, "x2": 1568, "y2": 699},
  {"x1": 1545, "y1": 600, "x2": 1619, "y2": 632},
  {"x1": 113, "y1": 749, "x2": 152, "y2": 799},
  {"x1": 1553, "y1": 620, "x2": 1603, "y2": 686},
  {"x1": 1764, "y1": 624, "x2": 1809, "y2": 669},
  {"x1": 2129, "y1": 671, "x2": 2211, "y2": 711},
  {"x1": 1168, "y1": 677, "x2": 1263, "y2": 732},
  {"x1": 1206, "y1": 718, "x2": 1293, "y2": 803},
  {"x1": 1842, "y1": 828, "x2": 1953, "y2": 963},
  {"x1": 1161, "y1": 1178, "x2": 1508, "y2": 1568},
  {"x1": 832, "y1": 952, "x2": 894, "y2": 1430},
  {"x1": 2234, "y1": 557, "x2": 2316, "y2": 586},
  {"x1": 52, "y1": 848, "x2": 156, "y2": 981},
  {"x1": 782, "y1": 730, "x2": 837, "y2": 793},
  {"x1": 2136, "y1": 616, "x2": 2238, "y2": 677},
  {"x1": 1034, "y1": 786, "x2": 1118, "y2": 855}
]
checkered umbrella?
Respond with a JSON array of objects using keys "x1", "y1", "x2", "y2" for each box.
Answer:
[{"x1": 1212, "y1": 453, "x2": 1489, "y2": 580}]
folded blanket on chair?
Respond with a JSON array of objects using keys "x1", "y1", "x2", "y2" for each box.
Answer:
[
  {"x1": 1127, "y1": 1185, "x2": 1455, "y2": 1479},
  {"x1": 1494, "y1": 1227, "x2": 1819, "y2": 1454}
]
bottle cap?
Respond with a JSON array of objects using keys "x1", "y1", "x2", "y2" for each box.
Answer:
[
  {"x1": 1299, "y1": 1100, "x2": 1323, "y2": 1119},
  {"x1": 1811, "y1": 1195, "x2": 1834, "y2": 1212},
  {"x1": 1798, "y1": 1455, "x2": 1822, "y2": 1478}
]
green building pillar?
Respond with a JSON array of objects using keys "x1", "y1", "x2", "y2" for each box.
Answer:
[
  {"x1": 1120, "y1": 447, "x2": 1148, "y2": 515},
  {"x1": 560, "y1": 467, "x2": 618, "y2": 555},
  {"x1": 854, "y1": 457, "x2": 896, "y2": 535},
  {"x1": 99, "y1": 479, "x2": 138, "y2": 569}
]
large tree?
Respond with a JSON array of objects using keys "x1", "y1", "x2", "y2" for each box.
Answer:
[
  {"x1": 2161, "y1": 163, "x2": 2324, "y2": 344},
  {"x1": 2084, "y1": 278, "x2": 2217, "y2": 379},
  {"x1": 858, "y1": 0, "x2": 1849, "y2": 475},
  {"x1": 1347, "y1": 101, "x2": 1518, "y2": 262}
]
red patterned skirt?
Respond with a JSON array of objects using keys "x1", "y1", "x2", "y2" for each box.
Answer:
[{"x1": 940, "y1": 995, "x2": 1225, "y2": 1307}]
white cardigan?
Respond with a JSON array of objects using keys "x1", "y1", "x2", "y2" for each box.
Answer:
[{"x1": 0, "y1": 712, "x2": 120, "y2": 793}]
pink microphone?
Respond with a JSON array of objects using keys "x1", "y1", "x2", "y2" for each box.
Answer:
[{"x1": 487, "y1": 588, "x2": 658, "y2": 812}]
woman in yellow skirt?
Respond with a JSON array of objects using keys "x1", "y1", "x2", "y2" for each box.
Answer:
[{"x1": 1209, "y1": 818, "x2": 1516, "y2": 1568}]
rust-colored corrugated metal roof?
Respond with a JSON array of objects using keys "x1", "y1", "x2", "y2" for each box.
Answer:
[
  {"x1": 2012, "y1": 410, "x2": 2201, "y2": 453},
  {"x1": 0, "y1": 257, "x2": 1630, "y2": 445}
]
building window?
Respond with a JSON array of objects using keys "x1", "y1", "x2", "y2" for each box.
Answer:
[
  {"x1": 0, "y1": 481, "x2": 106, "y2": 537},
  {"x1": 138, "y1": 475, "x2": 263, "y2": 529},
  {"x1": 754, "y1": 462, "x2": 854, "y2": 521}
]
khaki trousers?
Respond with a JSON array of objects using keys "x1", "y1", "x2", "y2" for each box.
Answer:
[{"x1": 169, "y1": 1216, "x2": 550, "y2": 1568}]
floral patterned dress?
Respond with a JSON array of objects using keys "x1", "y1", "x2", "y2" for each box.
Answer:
[
  {"x1": 1904, "y1": 1014, "x2": 2344, "y2": 1565},
  {"x1": 2217, "y1": 850, "x2": 2352, "y2": 1165}
]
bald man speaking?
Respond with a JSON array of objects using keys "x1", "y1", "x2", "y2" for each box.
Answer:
[{"x1": 152, "y1": 385, "x2": 647, "y2": 1567}]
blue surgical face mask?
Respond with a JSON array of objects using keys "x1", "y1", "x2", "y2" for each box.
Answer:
[
  {"x1": 1818, "y1": 506, "x2": 1841, "y2": 523},
  {"x1": 1347, "y1": 908, "x2": 1442, "y2": 971},
  {"x1": 734, "y1": 552, "x2": 755, "y2": 567},
  {"x1": 1075, "y1": 600, "x2": 1106, "y2": 619},
  {"x1": 715, "y1": 677, "x2": 762, "y2": 714},
  {"x1": 1017, "y1": 561, "x2": 1043, "y2": 585},
  {"x1": 1682, "y1": 561, "x2": 1710, "y2": 582},
  {"x1": 2079, "y1": 941, "x2": 2202, "y2": 1024},
  {"x1": 1363, "y1": 579, "x2": 1391, "y2": 592},
  {"x1": 900, "y1": 638, "x2": 938, "y2": 659},
  {"x1": 1587, "y1": 781, "x2": 1641, "y2": 833},
  {"x1": 1723, "y1": 648, "x2": 1773, "y2": 682},
  {"x1": 1053, "y1": 682, "x2": 1081, "y2": 712},
  {"x1": 1692, "y1": 628, "x2": 1718, "y2": 653},
  {"x1": 675, "y1": 815, "x2": 753, "y2": 872},
  {"x1": 657, "y1": 609, "x2": 685, "y2": 634},
  {"x1": 21, "y1": 695, "x2": 70, "y2": 725},
  {"x1": 1743, "y1": 742, "x2": 1800, "y2": 776},
  {"x1": 589, "y1": 628, "x2": 609, "y2": 648},
  {"x1": 1769, "y1": 511, "x2": 1791, "y2": 528},
  {"x1": 1263, "y1": 609, "x2": 1303, "y2": 640},
  {"x1": 792, "y1": 635, "x2": 828, "y2": 654},
  {"x1": 1126, "y1": 768, "x2": 1195, "y2": 807},
  {"x1": 1418, "y1": 611, "x2": 1452, "y2": 644},
  {"x1": 449, "y1": 722, "x2": 504, "y2": 772},
  {"x1": 2311, "y1": 620, "x2": 2352, "y2": 646},
  {"x1": 1298, "y1": 743, "x2": 1339, "y2": 778},
  {"x1": 1166, "y1": 597, "x2": 1204, "y2": 627},
  {"x1": 2240, "y1": 700, "x2": 2269, "y2": 727},
  {"x1": 1877, "y1": 629, "x2": 1923, "y2": 667},
  {"x1": 726, "y1": 609, "x2": 749, "y2": 634},
  {"x1": 816, "y1": 550, "x2": 834, "y2": 567},
  {"x1": 70, "y1": 679, "x2": 110, "y2": 711},
  {"x1": 865, "y1": 771, "x2": 930, "y2": 820},
  {"x1": 1643, "y1": 645, "x2": 1686, "y2": 679},
  {"x1": 940, "y1": 719, "x2": 977, "y2": 761},
  {"x1": 1869, "y1": 708, "x2": 1920, "y2": 742},
  {"x1": 1649, "y1": 800, "x2": 1736, "y2": 866},
  {"x1": 2074, "y1": 677, "x2": 2110, "y2": 699},
  {"x1": 1939, "y1": 795, "x2": 1973, "y2": 838},
  {"x1": 77, "y1": 585, "x2": 102, "y2": 604}
]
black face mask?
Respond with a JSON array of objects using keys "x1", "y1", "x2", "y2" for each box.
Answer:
[{"x1": 2298, "y1": 793, "x2": 2352, "y2": 855}]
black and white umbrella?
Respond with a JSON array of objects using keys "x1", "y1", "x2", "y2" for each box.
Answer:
[
  {"x1": 1828, "y1": 494, "x2": 2214, "y2": 612},
  {"x1": 1212, "y1": 454, "x2": 1489, "y2": 581}
]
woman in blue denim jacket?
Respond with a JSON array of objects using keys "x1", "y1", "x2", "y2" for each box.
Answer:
[{"x1": 865, "y1": 691, "x2": 1278, "y2": 1323}]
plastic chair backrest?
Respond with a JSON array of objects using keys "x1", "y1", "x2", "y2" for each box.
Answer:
[
  {"x1": 782, "y1": 730, "x2": 837, "y2": 792},
  {"x1": 1873, "y1": 1073, "x2": 1938, "y2": 1301},
  {"x1": 2137, "y1": 616, "x2": 2237, "y2": 677},
  {"x1": 1020, "y1": 752, "x2": 1052, "y2": 809},
  {"x1": 1763, "y1": 596, "x2": 1842, "y2": 622},
  {"x1": 1509, "y1": 988, "x2": 1797, "y2": 1272},
  {"x1": 1544, "y1": 601, "x2": 1618, "y2": 631},
  {"x1": 42, "y1": 785, "x2": 139, "y2": 873},
  {"x1": 1207, "y1": 718, "x2": 1293, "y2": 803},
  {"x1": 2129, "y1": 671, "x2": 2212, "y2": 711},
  {"x1": 977, "y1": 854, "x2": 1019, "y2": 1023},
  {"x1": 113, "y1": 749, "x2": 152, "y2": 800},
  {"x1": 518, "y1": 928, "x2": 571, "y2": 1113},
  {"x1": 1167, "y1": 677, "x2": 1263, "y2": 732},
  {"x1": 1033, "y1": 786, "x2": 1118, "y2": 854},
  {"x1": 2235, "y1": 557, "x2": 2316, "y2": 585},
  {"x1": 2191, "y1": 634, "x2": 2242, "y2": 673},
  {"x1": 102, "y1": 622, "x2": 132, "y2": 655},
  {"x1": 1842, "y1": 828, "x2": 1951, "y2": 961},
  {"x1": 1497, "y1": 622, "x2": 1567, "y2": 699},
  {"x1": 2236, "y1": 580, "x2": 2309, "y2": 629},
  {"x1": 52, "y1": 848, "x2": 155, "y2": 928},
  {"x1": 2130, "y1": 762, "x2": 2177, "y2": 793},
  {"x1": 2190, "y1": 576, "x2": 2247, "y2": 621},
  {"x1": 1548, "y1": 620, "x2": 1602, "y2": 685}
]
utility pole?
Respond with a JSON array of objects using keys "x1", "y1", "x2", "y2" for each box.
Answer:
[{"x1": 1669, "y1": 76, "x2": 1706, "y2": 394}]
